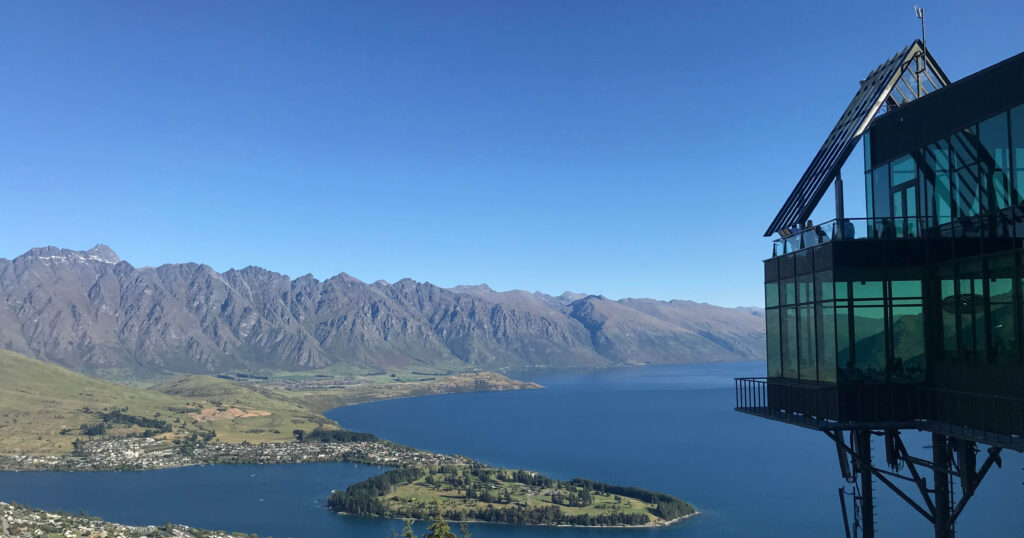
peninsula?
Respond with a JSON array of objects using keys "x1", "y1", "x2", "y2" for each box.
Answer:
[
  {"x1": 328, "y1": 462, "x2": 696, "y2": 527},
  {"x1": 0, "y1": 348, "x2": 698, "y2": 529}
]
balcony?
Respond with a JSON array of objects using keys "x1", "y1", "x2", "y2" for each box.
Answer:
[
  {"x1": 735, "y1": 377, "x2": 1024, "y2": 451},
  {"x1": 771, "y1": 211, "x2": 1024, "y2": 256}
]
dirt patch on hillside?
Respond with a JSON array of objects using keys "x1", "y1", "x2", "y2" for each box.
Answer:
[{"x1": 190, "y1": 407, "x2": 271, "y2": 422}]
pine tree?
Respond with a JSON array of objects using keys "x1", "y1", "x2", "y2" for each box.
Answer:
[
  {"x1": 425, "y1": 513, "x2": 456, "y2": 538},
  {"x1": 401, "y1": 518, "x2": 416, "y2": 538}
]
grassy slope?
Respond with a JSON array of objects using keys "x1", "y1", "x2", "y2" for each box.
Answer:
[
  {"x1": 148, "y1": 375, "x2": 335, "y2": 443},
  {"x1": 0, "y1": 350, "x2": 334, "y2": 454},
  {"x1": 273, "y1": 372, "x2": 542, "y2": 413},
  {"x1": 389, "y1": 478, "x2": 660, "y2": 522}
]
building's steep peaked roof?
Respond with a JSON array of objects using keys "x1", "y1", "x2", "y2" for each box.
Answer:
[{"x1": 764, "y1": 40, "x2": 950, "y2": 237}]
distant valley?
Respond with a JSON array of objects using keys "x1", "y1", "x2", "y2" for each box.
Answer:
[{"x1": 0, "y1": 245, "x2": 765, "y2": 378}]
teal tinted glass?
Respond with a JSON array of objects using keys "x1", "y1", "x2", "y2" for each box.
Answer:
[
  {"x1": 836, "y1": 302, "x2": 852, "y2": 381},
  {"x1": 798, "y1": 305, "x2": 817, "y2": 381},
  {"x1": 782, "y1": 306, "x2": 798, "y2": 378},
  {"x1": 852, "y1": 306, "x2": 886, "y2": 383},
  {"x1": 766, "y1": 308, "x2": 782, "y2": 377},
  {"x1": 958, "y1": 277, "x2": 987, "y2": 362},
  {"x1": 1012, "y1": 105, "x2": 1024, "y2": 197},
  {"x1": 863, "y1": 131, "x2": 871, "y2": 170},
  {"x1": 872, "y1": 164, "x2": 891, "y2": 219},
  {"x1": 980, "y1": 112, "x2": 1012, "y2": 208},
  {"x1": 955, "y1": 166, "x2": 982, "y2": 216},
  {"x1": 924, "y1": 139, "x2": 950, "y2": 172},
  {"x1": 783, "y1": 279, "x2": 796, "y2": 305},
  {"x1": 817, "y1": 303, "x2": 837, "y2": 383},
  {"x1": 815, "y1": 270, "x2": 834, "y2": 301},
  {"x1": 865, "y1": 171, "x2": 874, "y2": 218},
  {"x1": 979, "y1": 112, "x2": 1011, "y2": 170},
  {"x1": 891, "y1": 280, "x2": 922, "y2": 298},
  {"x1": 990, "y1": 302, "x2": 1017, "y2": 364},
  {"x1": 852, "y1": 281, "x2": 884, "y2": 299},
  {"x1": 934, "y1": 172, "x2": 952, "y2": 223},
  {"x1": 797, "y1": 274, "x2": 813, "y2": 303},
  {"x1": 892, "y1": 154, "x2": 916, "y2": 187},
  {"x1": 990, "y1": 278, "x2": 1013, "y2": 302},
  {"x1": 951, "y1": 126, "x2": 978, "y2": 168},
  {"x1": 765, "y1": 283, "x2": 779, "y2": 308},
  {"x1": 891, "y1": 306, "x2": 925, "y2": 382}
]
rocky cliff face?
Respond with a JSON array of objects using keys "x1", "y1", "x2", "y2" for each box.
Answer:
[{"x1": 0, "y1": 245, "x2": 765, "y2": 374}]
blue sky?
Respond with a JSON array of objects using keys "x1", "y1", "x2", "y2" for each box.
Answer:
[{"x1": 2, "y1": 1, "x2": 1022, "y2": 307}]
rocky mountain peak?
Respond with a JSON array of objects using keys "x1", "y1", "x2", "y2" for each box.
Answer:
[
  {"x1": 16, "y1": 244, "x2": 121, "y2": 266},
  {"x1": 0, "y1": 244, "x2": 766, "y2": 375},
  {"x1": 85, "y1": 244, "x2": 120, "y2": 264}
]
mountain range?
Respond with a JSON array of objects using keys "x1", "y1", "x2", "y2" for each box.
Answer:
[{"x1": 0, "y1": 245, "x2": 764, "y2": 376}]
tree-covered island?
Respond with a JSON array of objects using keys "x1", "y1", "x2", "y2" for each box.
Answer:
[{"x1": 328, "y1": 462, "x2": 696, "y2": 527}]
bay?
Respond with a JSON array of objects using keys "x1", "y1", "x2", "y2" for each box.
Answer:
[{"x1": 2, "y1": 361, "x2": 1022, "y2": 537}]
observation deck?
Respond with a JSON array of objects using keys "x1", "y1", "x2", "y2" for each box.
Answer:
[
  {"x1": 735, "y1": 377, "x2": 1024, "y2": 452},
  {"x1": 772, "y1": 212, "x2": 1024, "y2": 257}
]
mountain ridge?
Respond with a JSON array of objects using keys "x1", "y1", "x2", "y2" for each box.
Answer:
[{"x1": 0, "y1": 245, "x2": 765, "y2": 376}]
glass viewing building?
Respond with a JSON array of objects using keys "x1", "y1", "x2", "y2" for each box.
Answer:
[{"x1": 736, "y1": 41, "x2": 1024, "y2": 538}]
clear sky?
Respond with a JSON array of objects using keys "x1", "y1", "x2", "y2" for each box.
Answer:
[{"x1": 2, "y1": 1, "x2": 1022, "y2": 307}]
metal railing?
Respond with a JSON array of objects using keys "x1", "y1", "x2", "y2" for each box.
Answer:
[
  {"x1": 734, "y1": 377, "x2": 842, "y2": 429},
  {"x1": 735, "y1": 377, "x2": 1024, "y2": 450},
  {"x1": 771, "y1": 211, "x2": 1024, "y2": 256},
  {"x1": 920, "y1": 385, "x2": 1024, "y2": 442}
]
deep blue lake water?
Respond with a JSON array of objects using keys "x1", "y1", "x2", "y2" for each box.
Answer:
[{"x1": 2, "y1": 361, "x2": 1022, "y2": 537}]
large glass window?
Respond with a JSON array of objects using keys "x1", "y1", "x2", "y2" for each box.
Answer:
[
  {"x1": 797, "y1": 274, "x2": 813, "y2": 303},
  {"x1": 798, "y1": 304, "x2": 817, "y2": 380},
  {"x1": 988, "y1": 253, "x2": 1017, "y2": 364},
  {"x1": 872, "y1": 164, "x2": 891, "y2": 222},
  {"x1": 922, "y1": 140, "x2": 952, "y2": 224},
  {"x1": 853, "y1": 280, "x2": 884, "y2": 300},
  {"x1": 951, "y1": 126, "x2": 979, "y2": 168},
  {"x1": 815, "y1": 270, "x2": 834, "y2": 302},
  {"x1": 940, "y1": 273, "x2": 958, "y2": 361},
  {"x1": 891, "y1": 305, "x2": 925, "y2": 382},
  {"x1": 767, "y1": 308, "x2": 781, "y2": 377},
  {"x1": 817, "y1": 302, "x2": 837, "y2": 383},
  {"x1": 892, "y1": 155, "x2": 916, "y2": 187},
  {"x1": 852, "y1": 306, "x2": 887, "y2": 383},
  {"x1": 867, "y1": 104, "x2": 1024, "y2": 225},
  {"x1": 979, "y1": 112, "x2": 1012, "y2": 209},
  {"x1": 765, "y1": 282, "x2": 779, "y2": 308},
  {"x1": 782, "y1": 306, "x2": 798, "y2": 378},
  {"x1": 1012, "y1": 104, "x2": 1024, "y2": 198},
  {"x1": 989, "y1": 302, "x2": 1016, "y2": 363},
  {"x1": 957, "y1": 266, "x2": 987, "y2": 362},
  {"x1": 934, "y1": 171, "x2": 953, "y2": 224},
  {"x1": 782, "y1": 278, "x2": 795, "y2": 305},
  {"x1": 955, "y1": 166, "x2": 983, "y2": 217},
  {"x1": 836, "y1": 301, "x2": 852, "y2": 380}
]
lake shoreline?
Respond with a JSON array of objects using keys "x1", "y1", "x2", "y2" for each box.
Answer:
[
  {"x1": 333, "y1": 509, "x2": 701, "y2": 529},
  {"x1": 1, "y1": 363, "x2": 722, "y2": 534}
]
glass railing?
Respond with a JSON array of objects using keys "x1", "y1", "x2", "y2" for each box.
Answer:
[
  {"x1": 772, "y1": 217, "x2": 930, "y2": 256},
  {"x1": 771, "y1": 213, "x2": 1024, "y2": 256}
]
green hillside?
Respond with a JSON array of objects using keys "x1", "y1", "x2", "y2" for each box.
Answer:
[
  {"x1": 0, "y1": 350, "x2": 334, "y2": 455},
  {"x1": 149, "y1": 375, "x2": 336, "y2": 443}
]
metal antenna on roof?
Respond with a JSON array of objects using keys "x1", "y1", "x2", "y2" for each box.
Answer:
[
  {"x1": 915, "y1": 6, "x2": 926, "y2": 46},
  {"x1": 914, "y1": 7, "x2": 927, "y2": 98}
]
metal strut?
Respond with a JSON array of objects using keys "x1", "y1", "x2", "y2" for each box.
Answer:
[{"x1": 825, "y1": 429, "x2": 1002, "y2": 538}]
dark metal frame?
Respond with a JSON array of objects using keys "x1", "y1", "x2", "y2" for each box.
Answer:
[
  {"x1": 735, "y1": 378, "x2": 1019, "y2": 538},
  {"x1": 765, "y1": 40, "x2": 949, "y2": 237},
  {"x1": 827, "y1": 429, "x2": 1002, "y2": 538}
]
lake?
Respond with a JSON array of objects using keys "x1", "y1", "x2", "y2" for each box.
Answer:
[{"x1": 2, "y1": 361, "x2": 1022, "y2": 537}]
